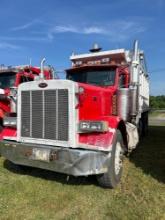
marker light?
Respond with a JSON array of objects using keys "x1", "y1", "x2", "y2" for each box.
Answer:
[{"x1": 79, "y1": 86, "x2": 85, "y2": 94}]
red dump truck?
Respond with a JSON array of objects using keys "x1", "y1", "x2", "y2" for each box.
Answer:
[{"x1": 0, "y1": 41, "x2": 149, "y2": 188}]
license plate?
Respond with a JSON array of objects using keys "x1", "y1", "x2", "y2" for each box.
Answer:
[{"x1": 32, "y1": 148, "x2": 51, "y2": 162}]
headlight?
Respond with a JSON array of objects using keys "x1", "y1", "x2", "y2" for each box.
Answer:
[
  {"x1": 3, "y1": 117, "x2": 17, "y2": 128},
  {"x1": 78, "y1": 121, "x2": 108, "y2": 133}
]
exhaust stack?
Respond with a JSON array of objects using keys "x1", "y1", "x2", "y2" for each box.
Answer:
[
  {"x1": 130, "y1": 40, "x2": 139, "y2": 117},
  {"x1": 40, "y1": 58, "x2": 46, "y2": 80},
  {"x1": 133, "y1": 40, "x2": 139, "y2": 63}
]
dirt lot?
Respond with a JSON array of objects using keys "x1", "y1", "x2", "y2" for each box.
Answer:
[{"x1": 0, "y1": 119, "x2": 165, "y2": 220}]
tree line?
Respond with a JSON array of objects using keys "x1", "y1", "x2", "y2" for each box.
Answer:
[{"x1": 150, "y1": 95, "x2": 165, "y2": 109}]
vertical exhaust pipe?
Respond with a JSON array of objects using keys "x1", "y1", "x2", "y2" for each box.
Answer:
[
  {"x1": 131, "y1": 40, "x2": 139, "y2": 84},
  {"x1": 130, "y1": 40, "x2": 139, "y2": 117},
  {"x1": 133, "y1": 40, "x2": 139, "y2": 62},
  {"x1": 40, "y1": 58, "x2": 46, "y2": 79}
]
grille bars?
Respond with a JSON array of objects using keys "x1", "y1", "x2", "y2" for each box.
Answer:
[{"x1": 21, "y1": 89, "x2": 69, "y2": 141}]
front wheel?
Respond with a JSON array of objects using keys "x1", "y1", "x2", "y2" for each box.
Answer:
[{"x1": 97, "y1": 130, "x2": 124, "y2": 188}]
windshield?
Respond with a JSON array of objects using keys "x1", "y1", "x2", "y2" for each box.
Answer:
[
  {"x1": 67, "y1": 70, "x2": 116, "y2": 86},
  {"x1": 0, "y1": 72, "x2": 16, "y2": 89}
]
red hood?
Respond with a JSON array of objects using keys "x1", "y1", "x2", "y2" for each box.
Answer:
[{"x1": 77, "y1": 82, "x2": 115, "y2": 120}]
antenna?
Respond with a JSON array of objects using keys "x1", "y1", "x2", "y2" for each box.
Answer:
[{"x1": 29, "y1": 58, "x2": 32, "y2": 66}]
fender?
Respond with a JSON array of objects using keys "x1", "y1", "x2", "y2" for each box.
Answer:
[
  {"x1": 79, "y1": 116, "x2": 127, "y2": 151},
  {"x1": 102, "y1": 116, "x2": 128, "y2": 148}
]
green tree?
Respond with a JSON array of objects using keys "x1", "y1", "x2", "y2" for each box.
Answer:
[{"x1": 150, "y1": 95, "x2": 165, "y2": 109}]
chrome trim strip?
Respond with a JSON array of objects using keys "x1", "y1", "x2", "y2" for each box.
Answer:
[
  {"x1": 42, "y1": 90, "x2": 45, "y2": 139},
  {"x1": 30, "y1": 91, "x2": 32, "y2": 137},
  {"x1": 56, "y1": 89, "x2": 58, "y2": 140}
]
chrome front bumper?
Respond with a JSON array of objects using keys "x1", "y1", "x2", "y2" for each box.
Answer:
[{"x1": 0, "y1": 141, "x2": 110, "y2": 176}]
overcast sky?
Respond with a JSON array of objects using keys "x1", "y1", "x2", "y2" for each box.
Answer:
[{"x1": 0, "y1": 0, "x2": 164, "y2": 95}]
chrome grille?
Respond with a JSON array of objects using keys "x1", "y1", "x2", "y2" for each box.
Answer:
[
  {"x1": 21, "y1": 89, "x2": 69, "y2": 141},
  {"x1": 44, "y1": 90, "x2": 57, "y2": 140},
  {"x1": 21, "y1": 91, "x2": 30, "y2": 137},
  {"x1": 58, "y1": 90, "x2": 69, "y2": 141},
  {"x1": 32, "y1": 91, "x2": 43, "y2": 138}
]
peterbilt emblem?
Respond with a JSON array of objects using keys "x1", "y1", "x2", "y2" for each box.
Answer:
[{"x1": 38, "y1": 82, "x2": 48, "y2": 88}]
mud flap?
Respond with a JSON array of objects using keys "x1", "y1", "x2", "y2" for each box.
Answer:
[{"x1": 126, "y1": 122, "x2": 139, "y2": 152}]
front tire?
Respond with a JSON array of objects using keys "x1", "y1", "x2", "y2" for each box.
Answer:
[{"x1": 97, "y1": 130, "x2": 124, "y2": 188}]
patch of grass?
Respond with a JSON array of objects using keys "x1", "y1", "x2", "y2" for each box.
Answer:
[
  {"x1": 149, "y1": 111, "x2": 165, "y2": 126},
  {"x1": 149, "y1": 111, "x2": 165, "y2": 118},
  {"x1": 0, "y1": 125, "x2": 165, "y2": 220}
]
